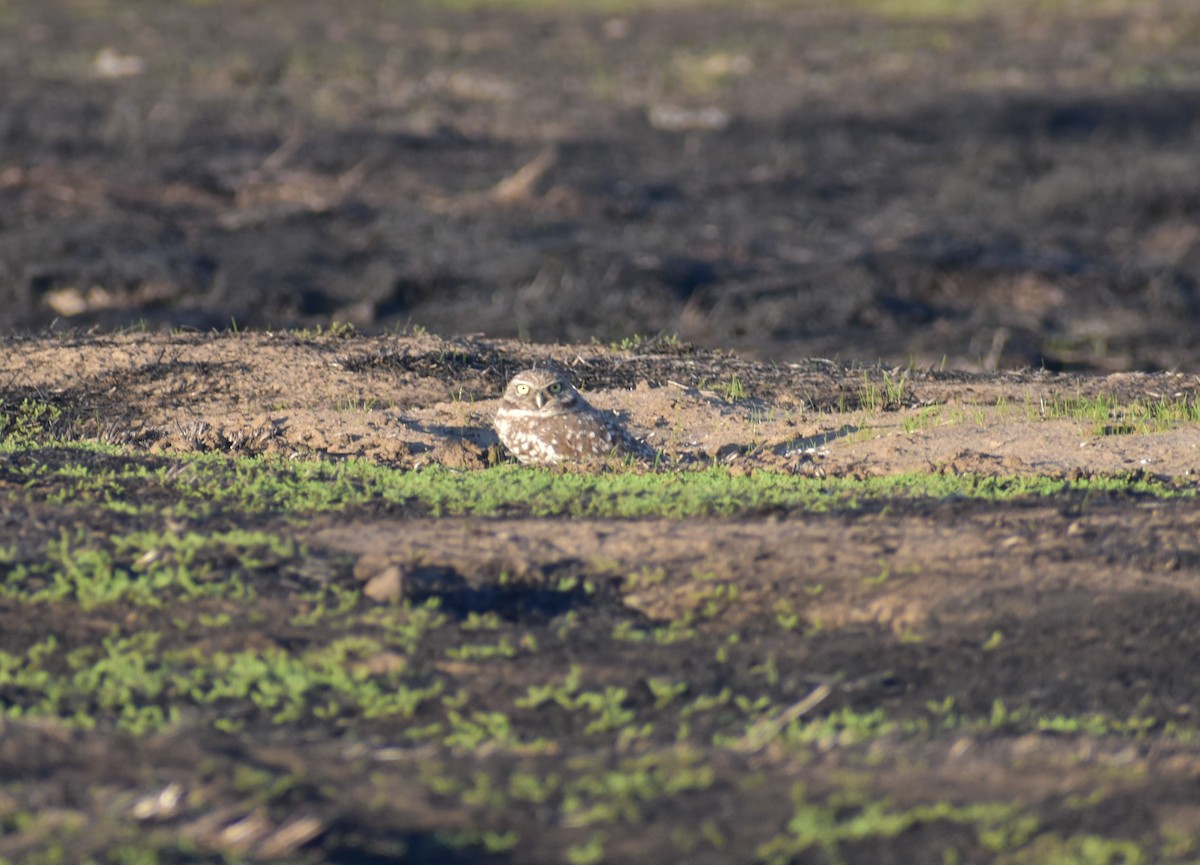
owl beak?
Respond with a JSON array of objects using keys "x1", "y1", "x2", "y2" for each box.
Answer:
[{"x1": 535, "y1": 390, "x2": 546, "y2": 408}]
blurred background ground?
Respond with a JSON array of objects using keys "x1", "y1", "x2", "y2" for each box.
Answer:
[{"x1": 1, "y1": 0, "x2": 1199, "y2": 370}]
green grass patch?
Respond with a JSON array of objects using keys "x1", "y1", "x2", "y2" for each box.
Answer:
[
  {"x1": 1, "y1": 528, "x2": 297, "y2": 608},
  {"x1": 1031, "y1": 391, "x2": 1200, "y2": 433},
  {"x1": 2, "y1": 442, "x2": 1191, "y2": 521},
  {"x1": 0, "y1": 397, "x2": 71, "y2": 446},
  {"x1": 0, "y1": 621, "x2": 454, "y2": 735},
  {"x1": 757, "y1": 789, "x2": 1038, "y2": 864},
  {"x1": 0, "y1": 588, "x2": 1186, "y2": 864}
]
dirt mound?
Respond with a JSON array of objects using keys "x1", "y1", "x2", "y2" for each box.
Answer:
[{"x1": 6, "y1": 330, "x2": 1200, "y2": 477}]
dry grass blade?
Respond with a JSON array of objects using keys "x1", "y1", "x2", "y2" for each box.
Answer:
[{"x1": 731, "y1": 684, "x2": 833, "y2": 754}]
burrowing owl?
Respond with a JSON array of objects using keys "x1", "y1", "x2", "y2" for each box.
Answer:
[{"x1": 494, "y1": 368, "x2": 656, "y2": 467}]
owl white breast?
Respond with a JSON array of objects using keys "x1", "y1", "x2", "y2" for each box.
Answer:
[{"x1": 494, "y1": 368, "x2": 655, "y2": 467}]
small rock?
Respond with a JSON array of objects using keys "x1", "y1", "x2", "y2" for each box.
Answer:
[
  {"x1": 354, "y1": 555, "x2": 407, "y2": 602},
  {"x1": 363, "y1": 565, "x2": 405, "y2": 602}
]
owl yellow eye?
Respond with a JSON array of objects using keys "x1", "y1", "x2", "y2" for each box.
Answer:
[
  {"x1": 548, "y1": 382, "x2": 563, "y2": 393},
  {"x1": 515, "y1": 384, "x2": 530, "y2": 395}
]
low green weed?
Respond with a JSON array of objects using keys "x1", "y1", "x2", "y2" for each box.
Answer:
[
  {"x1": 4, "y1": 445, "x2": 1191, "y2": 521},
  {"x1": 1032, "y1": 391, "x2": 1200, "y2": 434}
]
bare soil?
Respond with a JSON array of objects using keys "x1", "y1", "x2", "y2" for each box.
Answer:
[
  {"x1": 8, "y1": 329, "x2": 1200, "y2": 476},
  {"x1": 3, "y1": 0, "x2": 1200, "y2": 371}
]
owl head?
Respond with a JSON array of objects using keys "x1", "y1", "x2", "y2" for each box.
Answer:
[{"x1": 499, "y1": 368, "x2": 583, "y2": 416}]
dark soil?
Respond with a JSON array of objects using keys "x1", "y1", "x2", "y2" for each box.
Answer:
[{"x1": 3, "y1": 0, "x2": 1200, "y2": 370}]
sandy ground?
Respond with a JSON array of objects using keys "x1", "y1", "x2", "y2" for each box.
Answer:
[{"x1": 8, "y1": 330, "x2": 1200, "y2": 477}]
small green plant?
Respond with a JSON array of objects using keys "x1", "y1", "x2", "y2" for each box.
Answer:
[
  {"x1": 335, "y1": 395, "x2": 378, "y2": 412},
  {"x1": 902, "y1": 405, "x2": 941, "y2": 433},
  {"x1": 646, "y1": 676, "x2": 688, "y2": 708},
  {"x1": 609, "y1": 333, "x2": 652, "y2": 351},
  {"x1": 0, "y1": 398, "x2": 68, "y2": 445},
  {"x1": 773, "y1": 600, "x2": 801, "y2": 631},
  {"x1": 858, "y1": 379, "x2": 882, "y2": 412},
  {"x1": 864, "y1": 560, "x2": 891, "y2": 585},
  {"x1": 858, "y1": 369, "x2": 909, "y2": 412},
  {"x1": 565, "y1": 832, "x2": 606, "y2": 865}
]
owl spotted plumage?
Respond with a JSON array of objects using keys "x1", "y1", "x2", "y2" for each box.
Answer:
[{"x1": 494, "y1": 368, "x2": 656, "y2": 467}]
